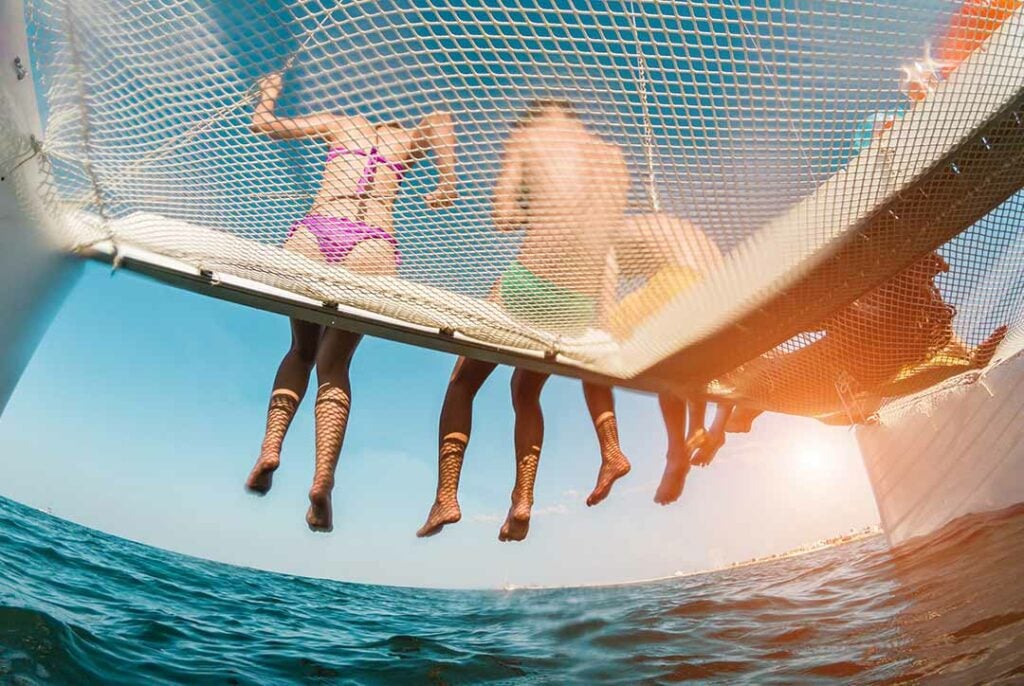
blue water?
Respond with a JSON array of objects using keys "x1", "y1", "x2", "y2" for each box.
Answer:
[{"x1": 0, "y1": 496, "x2": 1022, "y2": 684}]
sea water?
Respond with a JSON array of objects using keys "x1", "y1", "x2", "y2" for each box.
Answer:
[{"x1": 0, "y1": 495, "x2": 1022, "y2": 684}]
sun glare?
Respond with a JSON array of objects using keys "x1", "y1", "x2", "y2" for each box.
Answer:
[{"x1": 792, "y1": 437, "x2": 838, "y2": 486}]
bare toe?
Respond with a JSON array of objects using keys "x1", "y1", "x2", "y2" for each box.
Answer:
[
  {"x1": 587, "y1": 458, "x2": 632, "y2": 507},
  {"x1": 306, "y1": 490, "x2": 334, "y2": 533},
  {"x1": 416, "y1": 501, "x2": 461, "y2": 538},
  {"x1": 245, "y1": 458, "x2": 279, "y2": 496},
  {"x1": 654, "y1": 453, "x2": 691, "y2": 505}
]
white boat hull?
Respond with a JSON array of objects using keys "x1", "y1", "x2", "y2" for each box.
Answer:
[
  {"x1": 0, "y1": 0, "x2": 78, "y2": 413},
  {"x1": 857, "y1": 353, "x2": 1024, "y2": 545}
]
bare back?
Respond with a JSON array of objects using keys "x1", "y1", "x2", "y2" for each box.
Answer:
[
  {"x1": 311, "y1": 118, "x2": 417, "y2": 233},
  {"x1": 500, "y1": 114, "x2": 629, "y2": 299}
]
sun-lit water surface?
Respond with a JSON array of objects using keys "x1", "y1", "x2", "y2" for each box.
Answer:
[{"x1": 0, "y1": 495, "x2": 1022, "y2": 684}]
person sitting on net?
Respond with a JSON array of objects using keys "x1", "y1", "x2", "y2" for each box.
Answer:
[
  {"x1": 243, "y1": 72, "x2": 458, "y2": 533},
  {"x1": 598, "y1": 212, "x2": 734, "y2": 505},
  {"x1": 416, "y1": 99, "x2": 631, "y2": 542},
  {"x1": 722, "y1": 252, "x2": 1008, "y2": 433}
]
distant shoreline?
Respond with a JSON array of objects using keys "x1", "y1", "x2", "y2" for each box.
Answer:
[{"x1": 501, "y1": 525, "x2": 884, "y2": 591}]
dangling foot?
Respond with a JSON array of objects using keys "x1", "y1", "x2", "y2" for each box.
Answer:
[
  {"x1": 247, "y1": 392, "x2": 301, "y2": 495},
  {"x1": 587, "y1": 416, "x2": 632, "y2": 506},
  {"x1": 725, "y1": 407, "x2": 761, "y2": 434},
  {"x1": 587, "y1": 455, "x2": 631, "y2": 507},
  {"x1": 245, "y1": 454, "x2": 280, "y2": 496},
  {"x1": 416, "y1": 500, "x2": 462, "y2": 538},
  {"x1": 691, "y1": 431, "x2": 725, "y2": 467},
  {"x1": 971, "y1": 325, "x2": 1008, "y2": 368},
  {"x1": 654, "y1": 448, "x2": 691, "y2": 505},
  {"x1": 306, "y1": 487, "x2": 334, "y2": 533},
  {"x1": 498, "y1": 492, "x2": 532, "y2": 542}
]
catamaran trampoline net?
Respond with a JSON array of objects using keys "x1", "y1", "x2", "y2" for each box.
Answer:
[{"x1": 12, "y1": 0, "x2": 1024, "y2": 422}]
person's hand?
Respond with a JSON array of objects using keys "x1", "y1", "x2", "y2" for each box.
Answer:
[
  {"x1": 256, "y1": 73, "x2": 284, "y2": 100},
  {"x1": 425, "y1": 181, "x2": 458, "y2": 209}
]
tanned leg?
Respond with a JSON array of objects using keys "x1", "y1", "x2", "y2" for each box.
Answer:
[
  {"x1": 582, "y1": 383, "x2": 631, "y2": 506},
  {"x1": 500, "y1": 369, "x2": 550, "y2": 542},
  {"x1": 305, "y1": 328, "x2": 361, "y2": 533},
  {"x1": 246, "y1": 319, "x2": 321, "y2": 495},
  {"x1": 684, "y1": 398, "x2": 709, "y2": 454},
  {"x1": 692, "y1": 403, "x2": 734, "y2": 467},
  {"x1": 417, "y1": 357, "x2": 498, "y2": 537},
  {"x1": 655, "y1": 393, "x2": 692, "y2": 505}
]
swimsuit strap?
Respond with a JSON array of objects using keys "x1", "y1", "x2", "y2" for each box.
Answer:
[
  {"x1": 326, "y1": 146, "x2": 370, "y2": 162},
  {"x1": 322, "y1": 126, "x2": 408, "y2": 220},
  {"x1": 324, "y1": 128, "x2": 406, "y2": 194},
  {"x1": 326, "y1": 144, "x2": 377, "y2": 195}
]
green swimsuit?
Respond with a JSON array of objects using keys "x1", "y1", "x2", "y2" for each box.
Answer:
[{"x1": 499, "y1": 260, "x2": 596, "y2": 333}]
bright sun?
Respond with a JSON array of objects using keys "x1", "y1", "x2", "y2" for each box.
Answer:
[
  {"x1": 796, "y1": 444, "x2": 824, "y2": 472},
  {"x1": 792, "y1": 438, "x2": 837, "y2": 484}
]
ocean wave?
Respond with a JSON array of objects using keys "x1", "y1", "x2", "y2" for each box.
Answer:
[{"x1": 0, "y1": 496, "x2": 1022, "y2": 684}]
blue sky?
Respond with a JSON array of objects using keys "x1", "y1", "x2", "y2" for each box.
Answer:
[{"x1": 0, "y1": 262, "x2": 878, "y2": 589}]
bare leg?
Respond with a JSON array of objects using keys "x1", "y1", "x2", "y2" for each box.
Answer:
[
  {"x1": 500, "y1": 370, "x2": 549, "y2": 542},
  {"x1": 306, "y1": 328, "x2": 362, "y2": 533},
  {"x1": 693, "y1": 403, "x2": 734, "y2": 467},
  {"x1": 246, "y1": 319, "x2": 321, "y2": 495},
  {"x1": 655, "y1": 393, "x2": 692, "y2": 505},
  {"x1": 282, "y1": 226, "x2": 325, "y2": 262},
  {"x1": 417, "y1": 357, "x2": 498, "y2": 537},
  {"x1": 343, "y1": 238, "x2": 399, "y2": 277},
  {"x1": 582, "y1": 383, "x2": 631, "y2": 506},
  {"x1": 684, "y1": 398, "x2": 709, "y2": 454}
]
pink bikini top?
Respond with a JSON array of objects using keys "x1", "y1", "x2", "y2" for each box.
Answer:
[{"x1": 326, "y1": 143, "x2": 407, "y2": 196}]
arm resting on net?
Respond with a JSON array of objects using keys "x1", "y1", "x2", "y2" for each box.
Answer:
[{"x1": 412, "y1": 111, "x2": 459, "y2": 208}]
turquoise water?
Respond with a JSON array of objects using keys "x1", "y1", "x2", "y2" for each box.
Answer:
[{"x1": 0, "y1": 495, "x2": 1022, "y2": 684}]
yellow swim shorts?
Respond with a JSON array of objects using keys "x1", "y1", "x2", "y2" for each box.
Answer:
[{"x1": 608, "y1": 266, "x2": 703, "y2": 340}]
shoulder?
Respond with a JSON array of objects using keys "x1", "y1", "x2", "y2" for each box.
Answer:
[
  {"x1": 600, "y1": 138, "x2": 625, "y2": 162},
  {"x1": 505, "y1": 124, "x2": 532, "y2": 147},
  {"x1": 497, "y1": 126, "x2": 531, "y2": 162},
  {"x1": 595, "y1": 138, "x2": 628, "y2": 178},
  {"x1": 378, "y1": 124, "x2": 416, "y2": 157}
]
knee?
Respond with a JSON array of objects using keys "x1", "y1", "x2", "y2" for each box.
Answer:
[
  {"x1": 316, "y1": 353, "x2": 352, "y2": 382},
  {"x1": 447, "y1": 361, "x2": 492, "y2": 400},
  {"x1": 446, "y1": 373, "x2": 476, "y2": 405},
  {"x1": 510, "y1": 373, "x2": 543, "y2": 413},
  {"x1": 288, "y1": 343, "x2": 318, "y2": 370}
]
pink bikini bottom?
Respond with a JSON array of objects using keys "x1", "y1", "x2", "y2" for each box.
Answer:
[{"x1": 288, "y1": 214, "x2": 400, "y2": 265}]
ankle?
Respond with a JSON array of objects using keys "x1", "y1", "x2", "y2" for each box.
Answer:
[
  {"x1": 511, "y1": 489, "x2": 533, "y2": 506},
  {"x1": 257, "y1": 449, "x2": 280, "y2": 466},
  {"x1": 309, "y1": 481, "x2": 334, "y2": 497}
]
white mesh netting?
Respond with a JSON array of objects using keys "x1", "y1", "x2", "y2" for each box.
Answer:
[{"x1": 9, "y1": 0, "x2": 1024, "y2": 423}]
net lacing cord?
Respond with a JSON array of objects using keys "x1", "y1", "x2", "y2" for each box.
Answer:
[
  {"x1": 57, "y1": 7, "x2": 338, "y2": 224},
  {"x1": 626, "y1": 0, "x2": 660, "y2": 213},
  {"x1": 61, "y1": 0, "x2": 116, "y2": 254},
  {"x1": 0, "y1": 134, "x2": 41, "y2": 180}
]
